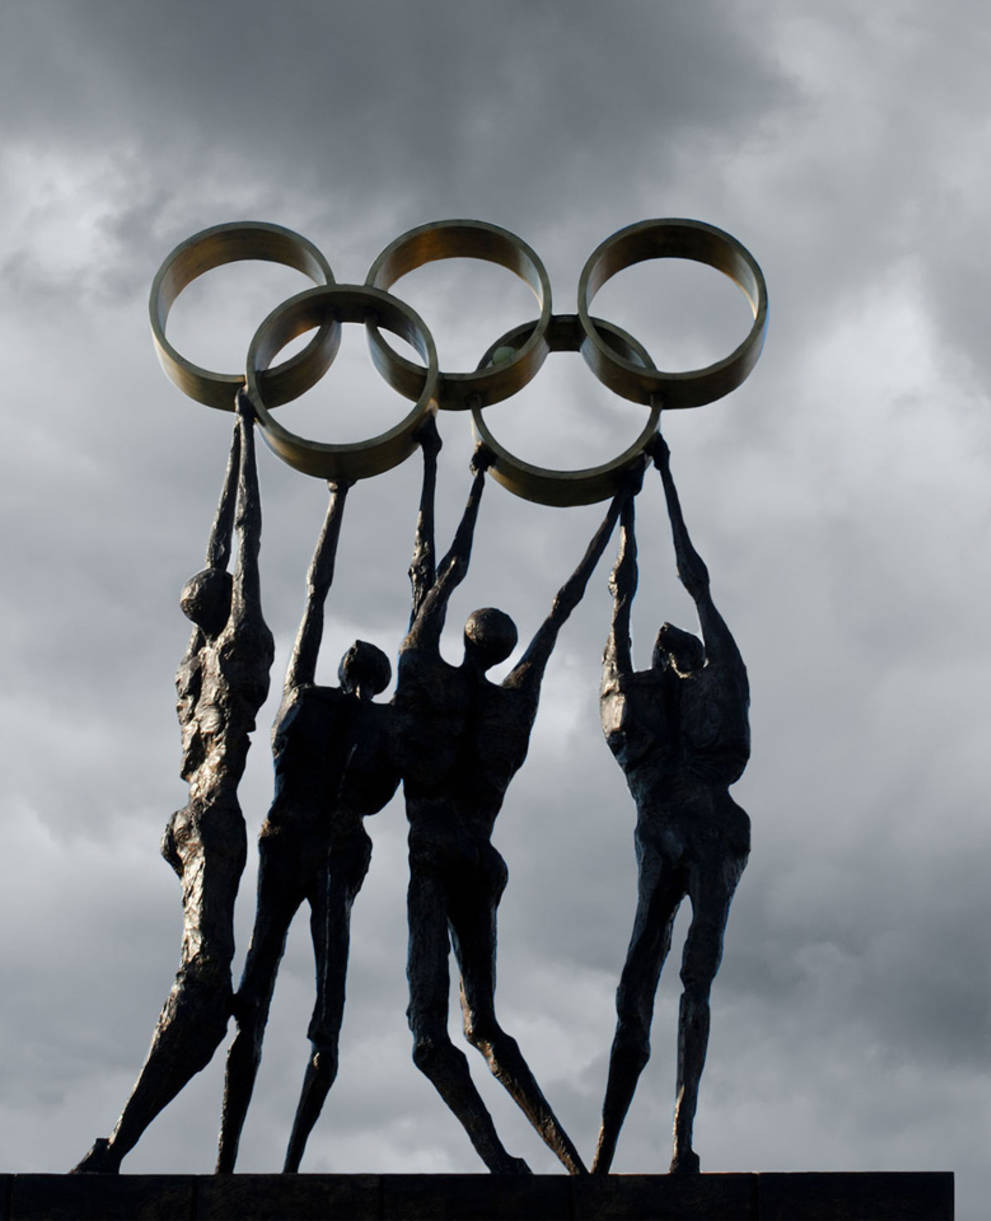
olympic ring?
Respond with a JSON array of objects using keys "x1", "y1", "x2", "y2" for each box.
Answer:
[
  {"x1": 151, "y1": 218, "x2": 766, "y2": 499},
  {"x1": 364, "y1": 220, "x2": 552, "y2": 411},
  {"x1": 578, "y1": 218, "x2": 768, "y2": 408},
  {"x1": 471, "y1": 315, "x2": 660, "y2": 507},
  {"x1": 245, "y1": 284, "x2": 438, "y2": 481},
  {"x1": 150, "y1": 221, "x2": 339, "y2": 411}
]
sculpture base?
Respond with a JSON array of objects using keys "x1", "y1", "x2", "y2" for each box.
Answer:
[{"x1": 0, "y1": 1171, "x2": 953, "y2": 1220}]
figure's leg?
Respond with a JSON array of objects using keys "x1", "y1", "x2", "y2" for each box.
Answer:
[
  {"x1": 451, "y1": 852, "x2": 586, "y2": 1175},
  {"x1": 407, "y1": 862, "x2": 530, "y2": 1175},
  {"x1": 216, "y1": 834, "x2": 307, "y2": 1172},
  {"x1": 283, "y1": 828, "x2": 371, "y2": 1173},
  {"x1": 592, "y1": 846, "x2": 683, "y2": 1175},
  {"x1": 73, "y1": 804, "x2": 246, "y2": 1173},
  {"x1": 670, "y1": 846, "x2": 747, "y2": 1175}
]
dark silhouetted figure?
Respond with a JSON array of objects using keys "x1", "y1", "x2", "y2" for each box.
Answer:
[
  {"x1": 74, "y1": 393, "x2": 274, "y2": 1173},
  {"x1": 592, "y1": 435, "x2": 750, "y2": 1176},
  {"x1": 216, "y1": 477, "x2": 398, "y2": 1173},
  {"x1": 393, "y1": 416, "x2": 626, "y2": 1175}
]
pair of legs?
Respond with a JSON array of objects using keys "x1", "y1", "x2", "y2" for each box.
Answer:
[
  {"x1": 73, "y1": 798, "x2": 247, "y2": 1173},
  {"x1": 217, "y1": 824, "x2": 371, "y2": 1172},
  {"x1": 592, "y1": 817, "x2": 748, "y2": 1175},
  {"x1": 406, "y1": 837, "x2": 586, "y2": 1175}
]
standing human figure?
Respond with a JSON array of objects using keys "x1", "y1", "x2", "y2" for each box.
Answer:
[
  {"x1": 393, "y1": 417, "x2": 626, "y2": 1176},
  {"x1": 216, "y1": 476, "x2": 398, "y2": 1173},
  {"x1": 74, "y1": 391, "x2": 275, "y2": 1173},
  {"x1": 592, "y1": 434, "x2": 751, "y2": 1176}
]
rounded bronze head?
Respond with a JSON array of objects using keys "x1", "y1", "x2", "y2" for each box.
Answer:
[
  {"x1": 339, "y1": 640, "x2": 392, "y2": 698},
  {"x1": 653, "y1": 623, "x2": 705, "y2": 677},
  {"x1": 463, "y1": 607, "x2": 518, "y2": 670},
  {"x1": 180, "y1": 567, "x2": 232, "y2": 638}
]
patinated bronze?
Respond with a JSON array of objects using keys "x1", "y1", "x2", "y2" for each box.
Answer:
[
  {"x1": 392, "y1": 416, "x2": 629, "y2": 1176},
  {"x1": 74, "y1": 394, "x2": 275, "y2": 1173},
  {"x1": 216, "y1": 478, "x2": 398, "y2": 1173},
  {"x1": 592, "y1": 434, "x2": 750, "y2": 1176}
]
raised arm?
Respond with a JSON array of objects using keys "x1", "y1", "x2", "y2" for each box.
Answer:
[
  {"x1": 408, "y1": 413, "x2": 441, "y2": 628},
  {"x1": 284, "y1": 480, "x2": 352, "y2": 694},
  {"x1": 506, "y1": 477, "x2": 634, "y2": 696},
  {"x1": 602, "y1": 496, "x2": 638, "y2": 692},
  {"x1": 404, "y1": 446, "x2": 490, "y2": 655},
  {"x1": 229, "y1": 390, "x2": 265, "y2": 626},
  {"x1": 649, "y1": 434, "x2": 744, "y2": 675},
  {"x1": 203, "y1": 412, "x2": 241, "y2": 572}
]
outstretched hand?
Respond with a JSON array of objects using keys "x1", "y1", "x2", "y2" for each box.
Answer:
[
  {"x1": 414, "y1": 411, "x2": 442, "y2": 457},
  {"x1": 470, "y1": 441, "x2": 496, "y2": 474},
  {"x1": 646, "y1": 431, "x2": 670, "y2": 468},
  {"x1": 615, "y1": 454, "x2": 646, "y2": 500},
  {"x1": 234, "y1": 386, "x2": 256, "y2": 422}
]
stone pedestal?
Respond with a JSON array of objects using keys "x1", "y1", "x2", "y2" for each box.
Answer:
[{"x1": 0, "y1": 1171, "x2": 952, "y2": 1220}]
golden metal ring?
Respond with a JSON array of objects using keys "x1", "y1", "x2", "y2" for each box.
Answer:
[
  {"x1": 471, "y1": 314, "x2": 660, "y2": 507},
  {"x1": 245, "y1": 284, "x2": 438, "y2": 481},
  {"x1": 150, "y1": 221, "x2": 338, "y2": 411},
  {"x1": 577, "y1": 218, "x2": 768, "y2": 408},
  {"x1": 364, "y1": 219, "x2": 552, "y2": 411}
]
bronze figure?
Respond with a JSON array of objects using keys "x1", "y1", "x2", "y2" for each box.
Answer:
[
  {"x1": 393, "y1": 416, "x2": 626, "y2": 1176},
  {"x1": 592, "y1": 435, "x2": 750, "y2": 1176},
  {"x1": 216, "y1": 477, "x2": 398, "y2": 1173},
  {"x1": 74, "y1": 394, "x2": 275, "y2": 1173}
]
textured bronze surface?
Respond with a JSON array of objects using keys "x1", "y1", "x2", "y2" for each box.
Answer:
[
  {"x1": 73, "y1": 398, "x2": 275, "y2": 1174},
  {"x1": 578, "y1": 218, "x2": 768, "y2": 407},
  {"x1": 365, "y1": 219, "x2": 552, "y2": 410},
  {"x1": 471, "y1": 314, "x2": 660, "y2": 506},
  {"x1": 150, "y1": 221, "x2": 338, "y2": 410},
  {"x1": 592, "y1": 436, "x2": 750, "y2": 1176},
  {"x1": 245, "y1": 283, "x2": 438, "y2": 480},
  {"x1": 216, "y1": 479, "x2": 399, "y2": 1173},
  {"x1": 390, "y1": 418, "x2": 635, "y2": 1175}
]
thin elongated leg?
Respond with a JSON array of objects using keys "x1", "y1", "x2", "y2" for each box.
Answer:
[
  {"x1": 217, "y1": 840, "x2": 306, "y2": 1172},
  {"x1": 406, "y1": 865, "x2": 529, "y2": 1175},
  {"x1": 451, "y1": 853, "x2": 586, "y2": 1175},
  {"x1": 284, "y1": 830, "x2": 371, "y2": 1172},
  {"x1": 670, "y1": 849, "x2": 746, "y2": 1175},
  {"x1": 592, "y1": 847, "x2": 683, "y2": 1175}
]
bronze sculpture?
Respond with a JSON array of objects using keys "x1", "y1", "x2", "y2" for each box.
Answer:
[
  {"x1": 72, "y1": 215, "x2": 765, "y2": 1176},
  {"x1": 216, "y1": 476, "x2": 398, "y2": 1174},
  {"x1": 392, "y1": 417, "x2": 628, "y2": 1176},
  {"x1": 592, "y1": 435, "x2": 750, "y2": 1176},
  {"x1": 74, "y1": 395, "x2": 275, "y2": 1173}
]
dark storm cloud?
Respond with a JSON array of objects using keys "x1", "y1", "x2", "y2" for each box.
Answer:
[{"x1": 1, "y1": 3, "x2": 989, "y2": 1218}]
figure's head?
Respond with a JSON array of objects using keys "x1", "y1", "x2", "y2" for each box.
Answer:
[
  {"x1": 338, "y1": 640, "x2": 392, "y2": 699},
  {"x1": 653, "y1": 622, "x2": 705, "y2": 677},
  {"x1": 180, "y1": 567, "x2": 232, "y2": 638},
  {"x1": 463, "y1": 607, "x2": 518, "y2": 671}
]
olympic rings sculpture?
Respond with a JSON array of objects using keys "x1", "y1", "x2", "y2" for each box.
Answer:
[{"x1": 150, "y1": 217, "x2": 767, "y2": 505}]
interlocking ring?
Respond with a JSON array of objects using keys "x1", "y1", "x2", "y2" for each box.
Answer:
[
  {"x1": 364, "y1": 219, "x2": 552, "y2": 411},
  {"x1": 578, "y1": 218, "x2": 768, "y2": 408},
  {"x1": 471, "y1": 315, "x2": 660, "y2": 507},
  {"x1": 150, "y1": 221, "x2": 339, "y2": 410},
  {"x1": 245, "y1": 284, "x2": 438, "y2": 481},
  {"x1": 152, "y1": 217, "x2": 767, "y2": 498}
]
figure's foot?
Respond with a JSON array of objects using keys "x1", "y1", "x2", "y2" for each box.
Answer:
[
  {"x1": 669, "y1": 1148, "x2": 700, "y2": 1175},
  {"x1": 70, "y1": 1138, "x2": 120, "y2": 1174}
]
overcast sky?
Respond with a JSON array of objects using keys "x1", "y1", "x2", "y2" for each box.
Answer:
[{"x1": 0, "y1": 2, "x2": 988, "y2": 1217}]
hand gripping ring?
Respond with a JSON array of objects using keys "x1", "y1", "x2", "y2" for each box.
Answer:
[
  {"x1": 365, "y1": 219, "x2": 552, "y2": 411},
  {"x1": 150, "y1": 221, "x2": 339, "y2": 411},
  {"x1": 577, "y1": 218, "x2": 768, "y2": 408},
  {"x1": 471, "y1": 314, "x2": 660, "y2": 507},
  {"x1": 245, "y1": 284, "x2": 438, "y2": 481}
]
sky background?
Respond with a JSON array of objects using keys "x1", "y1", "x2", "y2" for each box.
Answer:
[{"x1": 1, "y1": 2, "x2": 988, "y2": 1217}]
